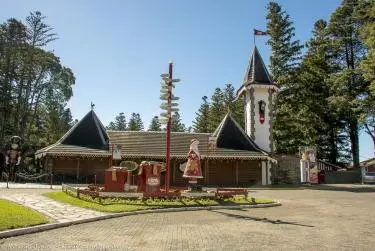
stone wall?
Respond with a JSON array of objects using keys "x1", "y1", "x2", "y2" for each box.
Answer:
[{"x1": 271, "y1": 154, "x2": 301, "y2": 184}]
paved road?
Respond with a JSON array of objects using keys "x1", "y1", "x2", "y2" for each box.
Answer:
[{"x1": 0, "y1": 185, "x2": 374, "y2": 251}]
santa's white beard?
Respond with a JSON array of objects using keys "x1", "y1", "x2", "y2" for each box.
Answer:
[{"x1": 190, "y1": 143, "x2": 200, "y2": 157}]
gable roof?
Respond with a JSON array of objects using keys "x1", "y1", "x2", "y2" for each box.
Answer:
[{"x1": 212, "y1": 113, "x2": 266, "y2": 153}]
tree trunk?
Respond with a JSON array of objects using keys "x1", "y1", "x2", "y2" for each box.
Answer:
[
  {"x1": 349, "y1": 119, "x2": 360, "y2": 168},
  {"x1": 330, "y1": 128, "x2": 337, "y2": 164}
]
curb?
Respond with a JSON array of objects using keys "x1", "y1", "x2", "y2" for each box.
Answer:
[{"x1": 0, "y1": 202, "x2": 281, "y2": 239}]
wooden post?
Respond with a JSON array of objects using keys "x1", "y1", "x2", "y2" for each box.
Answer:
[
  {"x1": 205, "y1": 159, "x2": 209, "y2": 184},
  {"x1": 172, "y1": 159, "x2": 176, "y2": 186},
  {"x1": 236, "y1": 161, "x2": 239, "y2": 186},
  {"x1": 76, "y1": 159, "x2": 80, "y2": 182}
]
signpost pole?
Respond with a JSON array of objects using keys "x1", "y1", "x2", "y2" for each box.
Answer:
[{"x1": 165, "y1": 62, "x2": 173, "y2": 193}]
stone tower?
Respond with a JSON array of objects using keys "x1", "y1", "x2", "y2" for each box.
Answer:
[{"x1": 237, "y1": 46, "x2": 279, "y2": 153}]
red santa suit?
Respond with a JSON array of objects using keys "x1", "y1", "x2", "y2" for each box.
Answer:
[{"x1": 183, "y1": 139, "x2": 203, "y2": 179}]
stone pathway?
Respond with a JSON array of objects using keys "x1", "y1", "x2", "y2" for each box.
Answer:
[
  {"x1": 0, "y1": 182, "x2": 62, "y2": 189},
  {"x1": 0, "y1": 193, "x2": 107, "y2": 223}
]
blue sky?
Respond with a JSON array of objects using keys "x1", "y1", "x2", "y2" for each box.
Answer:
[{"x1": 1, "y1": 0, "x2": 373, "y2": 160}]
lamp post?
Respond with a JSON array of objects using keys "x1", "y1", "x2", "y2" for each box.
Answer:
[{"x1": 160, "y1": 61, "x2": 180, "y2": 193}]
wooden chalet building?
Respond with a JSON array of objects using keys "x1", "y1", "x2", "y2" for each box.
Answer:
[{"x1": 35, "y1": 110, "x2": 273, "y2": 186}]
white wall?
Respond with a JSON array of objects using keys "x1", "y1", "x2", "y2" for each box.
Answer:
[
  {"x1": 245, "y1": 90, "x2": 251, "y2": 135},
  {"x1": 247, "y1": 88, "x2": 271, "y2": 152}
]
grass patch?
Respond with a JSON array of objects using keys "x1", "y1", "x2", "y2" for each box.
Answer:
[
  {"x1": 44, "y1": 191, "x2": 275, "y2": 213},
  {"x1": 0, "y1": 199, "x2": 49, "y2": 231}
]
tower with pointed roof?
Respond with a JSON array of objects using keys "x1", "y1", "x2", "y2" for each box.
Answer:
[{"x1": 237, "y1": 46, "x2": 279, "y2": 153}]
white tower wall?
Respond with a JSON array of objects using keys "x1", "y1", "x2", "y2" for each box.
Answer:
[
  {"x1": 252, "y1": 88, "x2": 271, "y2": 152},
  {"x1": 244, "y1": 86, "x2": 277, "y2": 153}
]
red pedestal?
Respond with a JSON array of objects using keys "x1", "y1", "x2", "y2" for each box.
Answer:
[
  {"x1": 137, "y1": 163, "x2": 161, "y2": 193},
  {"x1": 104, "y1": 168, "x2": 128, "y2": 192}
]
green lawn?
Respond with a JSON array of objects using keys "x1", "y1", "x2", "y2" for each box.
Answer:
[
  {"x1": 0, "y1": 199, "x2": 49, "y2": 231},
  {"x1": 44, "y1": 191, "x2": 274, "y2": 213}
]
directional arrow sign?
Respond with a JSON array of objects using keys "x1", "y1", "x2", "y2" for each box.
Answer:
[
  {"x1": 160, "y1": 103, "x2": 178, "y2": 109},
  {"x1": 161, "y1": 83, "x2": 175, "y2": 88},
  {"x1": 160, "y1": 112, "x2": 171, "y2": 118},
  {"x1": 172, "y1": 78, "x2": 181, "y2": 83},
  {"x1": 160, "y1": 94, "x2": 179, "y2": 100},
  {"x1": 159, "y1": 118, "x2": 169, "y2": 124}
]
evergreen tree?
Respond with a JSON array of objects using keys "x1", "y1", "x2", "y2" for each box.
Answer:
[
  {"x1": 0, "y1": 12, "x2": 74, "y2": 147},
  {"x1": 208, "y1": 88, "x2": 225, "y2": 132},
  {"x1": 148, "y1": 116, "x2": 162, "y2": 131},
  {"x1": 115, "y1": 112, "x2": 126, "y2": 131},
  {"x1": 266, "y1": 1, "x2": 303, "y2": 153},
  {"x1": 357, "y1": 0, "x2": 375, "y2": 93},
  {"x1": 223, "y1": 83, "x2": 245, "y2": 129},
  {"x1": 296, "y1": 20, "x2": 345, "y2": 163},
  {"x1": 266, "y1": 1, "x2": 303, "y2": 86},
  {"x1": 327, "y1": 0, "x2": 368, "y2": 167},
  {"x1": 223, "y1": 83, "x2": 236, "y2": 112},
  {"x1": 171, "y1": 112, "x2": 186, "y2": 132},
  {"x1": 186, "y1": 126, "x2": 193, "y2": 133},
  {"x1": 128, "y1": 113, "x2": 144, "y2": 131},
  {"x1": 192, "y1": 96, "x2": 210, "y2": 133},
  {"x1": 357, "y1": 0, "x2": 375, "y2": 152},
  {"x1": 106, "y1": 112, "x2": 126, "y2": 130},
  {"x1": 106, "y1": 122, "x2": 116, "y2": 130}
]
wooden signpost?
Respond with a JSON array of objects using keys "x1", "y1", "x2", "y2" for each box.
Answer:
[{"x1": 160, "y1": 61, "x2": 181, "y2": 193}]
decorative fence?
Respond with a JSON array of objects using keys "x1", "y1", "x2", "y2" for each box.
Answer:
[
  {"x1": 61, "y1": 183, "x2": 248, "y2": 201},
  {"x1": 15, "y1": 172, "x2": 52, "y2": 183}
]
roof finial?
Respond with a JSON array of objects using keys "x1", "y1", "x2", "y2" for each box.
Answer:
[{"x1": 91, "y1": 102, "x2": 95, "y2": 111}]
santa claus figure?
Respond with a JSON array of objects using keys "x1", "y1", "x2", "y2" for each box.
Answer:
[
  {"x1": 5, "y1": 136, "x2": 22, "y2": 181},
  {"x1": 183, "y1": 139, "x2": 203, "y2": 190}
]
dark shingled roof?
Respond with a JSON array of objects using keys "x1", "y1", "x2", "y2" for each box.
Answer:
[
  {"x1": 60, "y1": 110, "x2": 109, "y2": 150},
  {"x1": 35, "y1": 111, "x2": 270, "y2": 160},
  {"x1": 213, "y1": 113, "x2": 264, "y2": 152},
  {"x1": 243, "y1": 46, "x2": 273, "y2": 84}
]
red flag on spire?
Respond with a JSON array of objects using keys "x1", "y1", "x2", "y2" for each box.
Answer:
[{"x1": 254, "y1": 29, "x2": 267, "y2": 36}]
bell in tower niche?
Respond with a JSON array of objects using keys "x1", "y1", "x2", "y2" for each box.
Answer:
[{"x1": 258, "y1": 101, "x2": 266, "y2": 124}]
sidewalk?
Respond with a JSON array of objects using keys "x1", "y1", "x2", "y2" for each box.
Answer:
[
  {"x1": 0, "y1": 182, "x2": 62, "y2": 189},
  {"x1": 0, "y1": 192, "x2": 107, "y2": 223}
]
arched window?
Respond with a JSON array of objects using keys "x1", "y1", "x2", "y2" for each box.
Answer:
[{"x1": 258, "y1": 100, "x2": 266, "y2": 124}]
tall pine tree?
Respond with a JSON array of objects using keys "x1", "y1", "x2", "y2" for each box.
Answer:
[
  {"x1": 192, "y1": 96, "x2": 210, "y2": 133},
  {"x1": 128, "y1": 113, "x2": 144, "y2": 131},
  {"x1": 208, "y1": 88, "x2": 225, "y2": 132},
  {"x1": 148, "y1": 116, "x2": 162, "y2": 131},
  {"x1": 106, "y1": 112, "x2": 126, "y2": 130},
  {"x1": 357, "y1": 0, "x2": 375, "y2": 153},
  {"x1": 266, "y1": 1, "x2": 303, "y2": 86},
  {"x1": 171, "y1": 112, "x2": 186, "y2": 132},
  {"x1": 223, "y1": 83, "x2": 244, "y2": 129},
  {"x1": 266, "y1": 1, "x2": 303, "y2": 153},
  {"x1": 296, "y1": 20, "x2": 346, "y2": 163},
  {"x1": 115, "y1": 112, "x2": 126, "y2": 131},
  {"x1": 327, "y1": 0, "x2": 368, "y2": 167}
]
